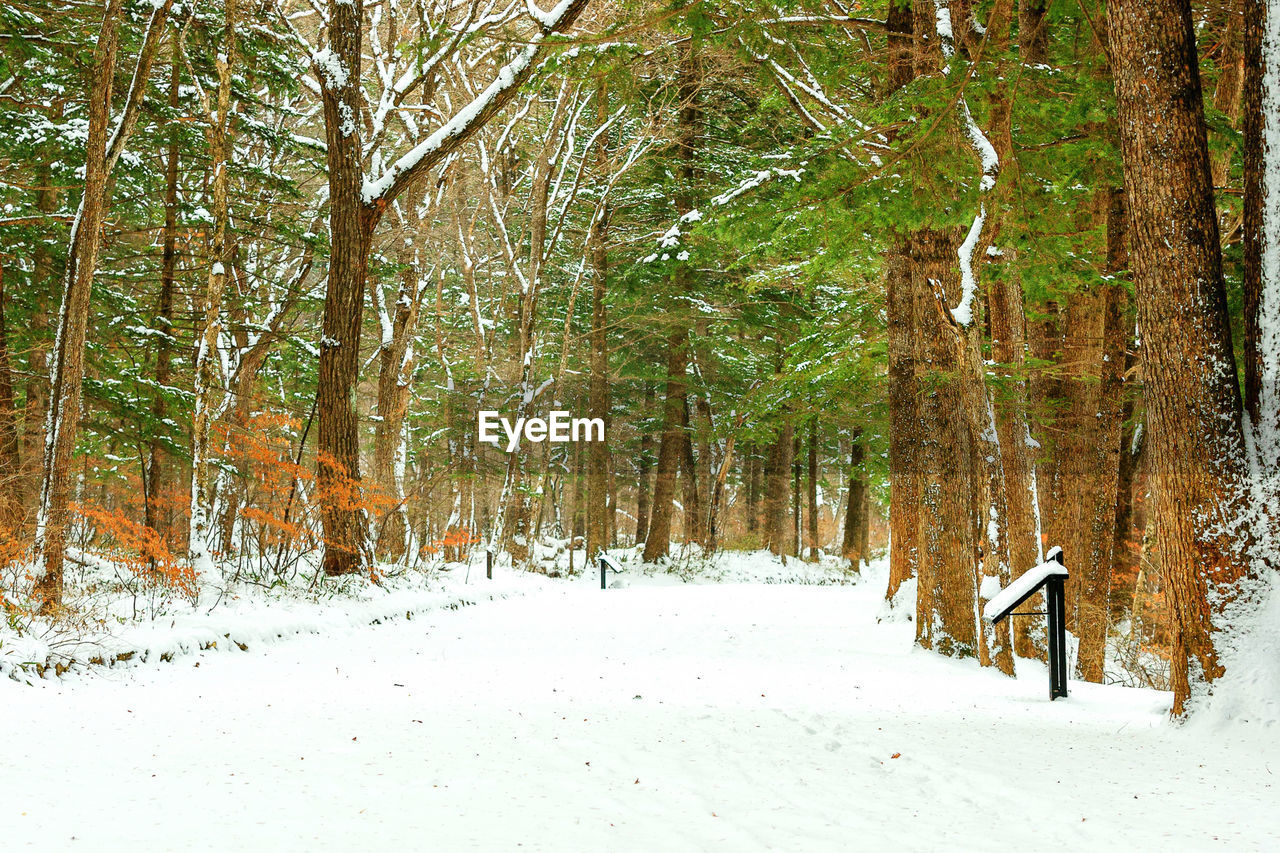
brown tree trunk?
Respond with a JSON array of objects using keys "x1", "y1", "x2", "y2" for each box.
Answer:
[
  {"x1": 1109, "y1": 0, "x2": 1259, "y2": 713},
  {"x1": 1019, "y1": 0, "x2": 1049, "y2": 65},
  {"x1": 762, "y1": 423, "x2": 794, "y2": 555},
  {"x1": 988, "y1": 258, "x2": 1043, "y2": 658},
  {"x1": 34, "y1": 0, "x2": 123, "y2": 611},
  {"x1": 885, "y1": 241, "x2": 919, "y2": 600},
  {"x1": 372, "y1": 257, "x2": 423, "y2": 561},
  {"x1": 642, "y1": 330, "x2": 687, "y2": 562},
  {"x1": 746, "y1": 449, "x2": 761, "y2": 535},
  {"x1": 634, "y1": 388, "x2": 654, "y2": 545},
  {"x1": 807, "y1": 419, "x2": 819, "y2": 560},
  {"x1": 792, "y1": 432, "x2": 802, "y2": 557},
  {"x1": 0, "y1": 264, "x2": 21, "y2": 528},
  {"x1": 841, "y1": 429, "x2": 867, "y2": 569},
  {"x1": 679, "y1": 398, "x2": 703, "y2": 545},
  {"x1": 25, "y1": 159, "x2": 57, "y2": 504},
  {"x1": 317, "y1": 0, "x2": 374, "y2": 575},
  {"x1": 642, "y1": 36, "x2": 699, "y2": 563},
  {"x1": 910, "y1": 229, "x2": 980, "y2": 659},
  {"x1": 147, "y1": 51, "x2": 181, "y2": 544},
  {"x1": 585, "y1": 82, "x2": 612, "y2": 560}
]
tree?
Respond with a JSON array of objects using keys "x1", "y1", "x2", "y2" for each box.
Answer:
[{"x1": 1108, "y1": 0, "x2": 1261, "y2": 713}]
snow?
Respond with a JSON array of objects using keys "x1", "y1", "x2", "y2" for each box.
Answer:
[
  {"x1": 311, "y1": 47, "x2": 349, "y2": 90},
  {"x1": 3, "y1": 553, "x2": 1277, "y2": 850},
  {"x1": 983, "y1": 553, "x2": 1067, "y2": 622}
]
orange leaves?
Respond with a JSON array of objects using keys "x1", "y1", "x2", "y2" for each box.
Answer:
[
  {"x1": 70, "y1": 502, "x2": 197, "y2": 598},
  {"x1": 418, "y1": 527, "x2": 482, "y2": 560}
]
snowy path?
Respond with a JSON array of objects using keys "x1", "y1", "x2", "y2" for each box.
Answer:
[{"x1": 3, "y1": 574, "x2": 1277, "y2": 851}]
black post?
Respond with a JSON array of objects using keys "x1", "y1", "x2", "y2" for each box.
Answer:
[
  {"x1": 486, "y1": 549, "x2": 493, "y2": 580},
  {"x1": 600, "y1": 553, "x2": 606, "y2": 590},
  {"x1": 1046, "y1": 577, "x2": 1068, "y2": 700}
]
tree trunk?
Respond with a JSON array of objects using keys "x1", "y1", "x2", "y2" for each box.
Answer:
[
  {"x1": 885, "y1": 241, "x2": 919, "y2": 600},
  {"x1": 762, "y1": 423, "x2": 794, "y2": 555},
  {"x1": 586, "y1": 81, "x2": 612, "y2": 560},
  {"x1": 190, "y1": 0, "x2": 237, "y2": 568},
  {"x1": 791, "y1": 431, "x2": 802, "y2": 557},
  {"x1": 34, "y1": 0, "x2": 123, "y2": 611},
  {"x1": 635, "y1": 387, "x2": 654, "y2": 545},
  {"x1": 679, "y1": 397, "x2": 703, "y2": 545},
  {"x1": 317, "y1": 0, "x2": 374, "y2": 575},
  {"x1": 1242, "y1": 0, "x2": 1280, "y2": 495},
  {"x1": 988, "y1": 255, "x2": 1043, "y2": 658},
  {"x1": 0, "y1": 264, "x2": 21, "y2": 528},
  {"x1": 1019, "y1": 0, "x2": 1050, "y2": 65},
  {"x1": 372, "y1": 257, "x2": 423, "y2": 561},
  {"x1": 642, "y1": 329, "x2": 687, "y2": 562},
  {"x1": 807, "y1": 419, "x2": 819, "y2": 560},
  {"x1": 1109, "y1": 0, "x2": 1260, "y2": 714},
  {"x1": 841, "y1": 429, "x2": 867, "y2": 569},
  {"x1": 147, "y1": 51, "x2": 181, "y2": 544},
  {"x1": 910, "y1": 229, "x2": 980, "y2": 659}
]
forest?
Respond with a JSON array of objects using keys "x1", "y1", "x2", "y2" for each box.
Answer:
[{"x1": 0, "y1": 0, "x2": 1277, "y2": 726}]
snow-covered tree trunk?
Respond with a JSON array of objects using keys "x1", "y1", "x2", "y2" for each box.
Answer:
[{"x1": 189, "y1": 0, "x2": 238, "y2": 572}]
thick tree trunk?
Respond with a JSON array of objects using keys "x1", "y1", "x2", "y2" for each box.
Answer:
[
  {"x1": 34, "y1": 0, "x2": 123, "y2": 611},
  {"x1": 1109, "y1": 0, "x2": 1260, "y2": 713},
  {"x1": 317, "y1": 0, "x2": 374, "y2": 576},
  {"x1": 910, "y1": 229, "x2": 980, "y2": 659}
]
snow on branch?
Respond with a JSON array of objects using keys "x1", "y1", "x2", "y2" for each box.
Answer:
[{"x1": 361, "y1": 0, "x2": 590, "y2": 209}]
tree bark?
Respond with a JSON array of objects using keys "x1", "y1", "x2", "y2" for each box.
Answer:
[
  {"x1": 34, "y1": 0, "x2": 124, "y2": 611},
  {"x1": 0, "y1": 264, "x2": 21, "y2": 527},
  {"x1": 317, "y1": 0, "x2": 374, "y2": 575},
  {"x1": 988, "y1": 257, "x2": 1043, "y2": 658},
  {"x1": 762, "y1": 422, "x2": 794, "y2": 555},
  {"x1": 642, "y1": 329, "x2": 687, "y2": 562},
  {"x1": 910, "y1": 229, "x2": 980, "y2": 659},
  {"x1": 806, "y1": 418, "x2": 819, "y2": 560},
  {"x1": 586, "y1": 80, "x2": 612, "y2": 560},
  {"x1": 841, "y1": 428, "x2": 867, "y2": 569},
  {"x1": 147, "y1": 50, "x2": 181, "y2": 544},
  {"x1": 885, "y1": 241, "x2": 919, "y2": 600},
  {"x1": 189, "y1": 0, "x2": 238, "y2": 568},
  {"x1": 1109, "y1": 0, "x2": 1260, "y2": 713},
  {"x1": 634, "y1": 387, "x2": 654, "y2": 545}
]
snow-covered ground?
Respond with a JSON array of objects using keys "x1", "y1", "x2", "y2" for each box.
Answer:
[{"x1": 3, "y1": 552, "x2": 1277, "y2": 851}]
